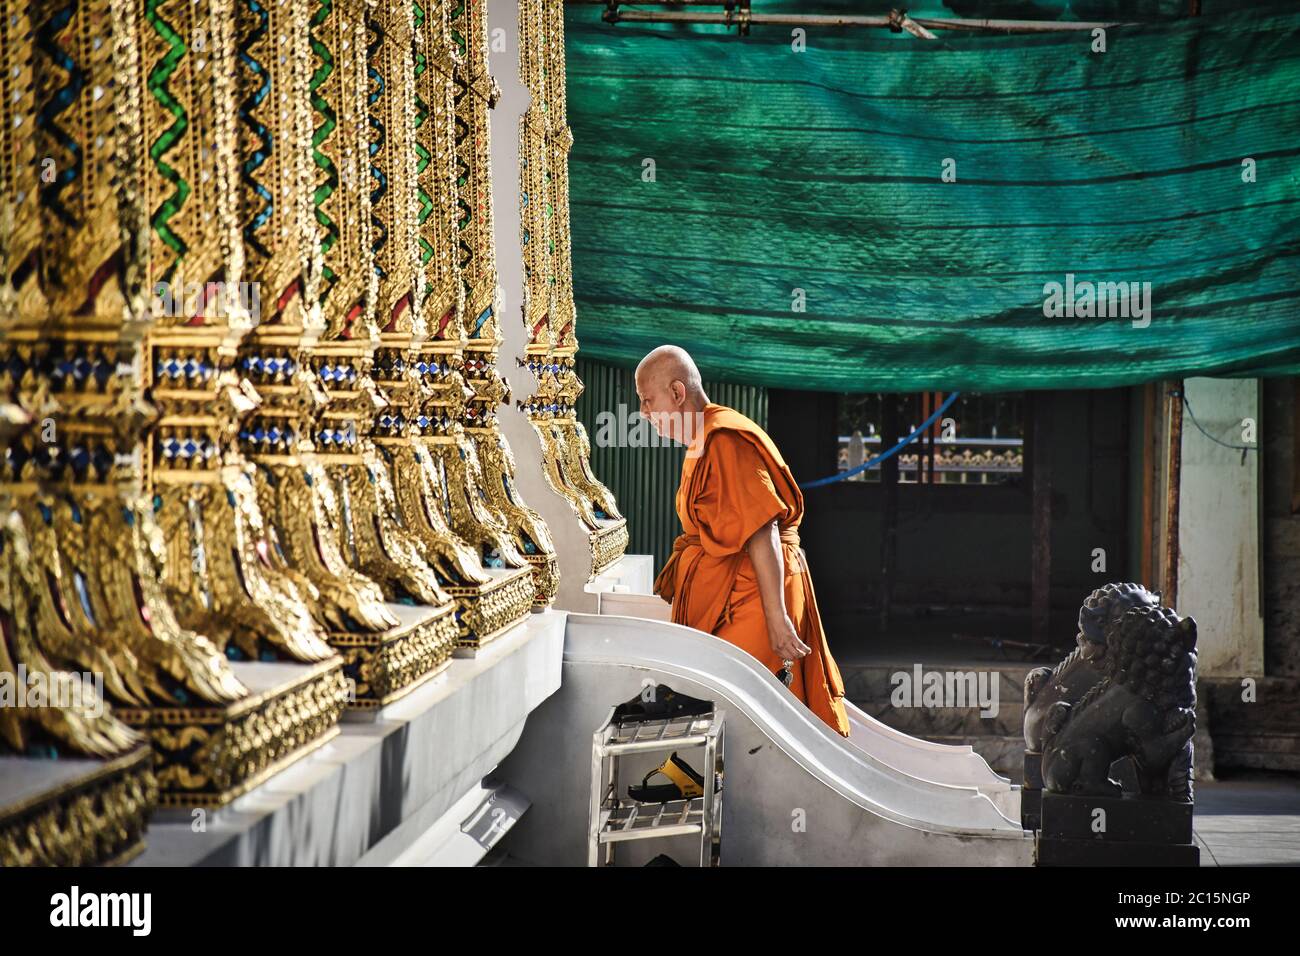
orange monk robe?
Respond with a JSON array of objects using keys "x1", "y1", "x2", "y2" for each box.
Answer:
[{"x1": 653, "y1": 403, "x2": 850, "y2": 737}]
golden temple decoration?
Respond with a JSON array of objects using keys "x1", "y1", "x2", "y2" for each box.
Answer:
[
  {"x1": 449, "y1": 0, "x2": 559, "y2": 606},
  {"x1": 516, "y1": 0, "x2": 627, "y2": 578},
  {"x1": 1, "y1": 0, "x2": 249, "y2": 747},
  {"x1": 2, "y1": 0, "x2": 559, "y2": 857},
  {"x1": 0, "y1": 0, "x2": 347, "y2": 823},
  {"x1": 307, "y1": 0, "x2": 454, "y2": 617},
  {"x1": 365, "y1": 0, "x2": 537, "y2": 647},
  {"x1": 221, "y1": 0, "x2": 458, "y2": 706},
  {"x1": 140, "y1": 0, "x2": 335, "y2": 667},
  {"x1": 0, "y1": 747, "x2": 156, "y2": 867}
]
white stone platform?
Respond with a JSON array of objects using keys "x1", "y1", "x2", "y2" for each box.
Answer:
[
  {"x1": 584, "y1": 553, "x2": 656, "y2": 599},
  {"x1": 131, "y1": 609, "x2": 565, "y2": 866}
]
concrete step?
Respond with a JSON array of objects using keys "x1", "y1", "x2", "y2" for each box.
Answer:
[
  {"x1": 843, "y1": 661, "x2": 1035, "y2": 778},
  {"x1": 925, "y1": 736, "x2": 1026, "y2": 778},
  {"x1": 843, "y1": 662, "x2": 1034, "y2": 739}
]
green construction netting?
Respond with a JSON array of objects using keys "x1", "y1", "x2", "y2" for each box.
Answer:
[{"x1": 563, "y1": 1, "x2": 1300, "y2": 393}]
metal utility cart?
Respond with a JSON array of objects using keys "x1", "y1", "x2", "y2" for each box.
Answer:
[{"x1": 588, "y1": 707, "x2": 725, "y2": 867}]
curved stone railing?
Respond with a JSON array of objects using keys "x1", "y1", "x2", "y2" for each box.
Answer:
[
  {"x1": 591, "y1": 591, "x2": 1018, "y2": 814},
  {"x1": 495, "y1": 611, "x2": 1032, "y2": 865}
]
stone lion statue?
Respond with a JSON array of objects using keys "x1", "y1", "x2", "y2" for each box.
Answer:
[
  {"x1": 1023, "y1": 582, "x2": 1160, "y2": 754},
  {"x1": 1041, "y1": 603, "x2": 1197, "y2": 800}
]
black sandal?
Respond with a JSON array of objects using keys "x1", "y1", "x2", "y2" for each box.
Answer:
[
  {"x1": 627, "y1": 751, "x2": 720, "y2": 803},
  {"x1": 612, "y1": 684, "x2": 713, "y2": 725}
]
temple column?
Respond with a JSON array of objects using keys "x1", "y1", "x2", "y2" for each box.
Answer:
[{"x1": 487, "y1": 0, "x2": 637, "y2": 612}]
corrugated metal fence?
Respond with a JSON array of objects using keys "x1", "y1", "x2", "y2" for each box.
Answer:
[{"x1": 575, "y1": 357, "x2": 768, "y2": 574}]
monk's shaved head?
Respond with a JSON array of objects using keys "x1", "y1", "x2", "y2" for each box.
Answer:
[
  {"x1": 635, "y1": 345, "x2": 705, "y2": 400},
  {"x1": 635, "y1": 345, "x2": 709, "y2": 443}
]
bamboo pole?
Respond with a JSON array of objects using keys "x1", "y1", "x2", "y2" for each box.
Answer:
[
  {"x1": 1140, "y1": 382, "x2": 1156, "y2": 589},
  {"x1": 1163, "y1": 381, "x2": 1183, "y2": 608},
  {"x1": 1031, "y1": 391, "x2": 1053, "y2": 644},
  {"x1": 880, "y1": 394, "x2": 899, "y2": 630},
  {"x1": 1293, "y1": 378, "x2": 1300, "y2": 515}
]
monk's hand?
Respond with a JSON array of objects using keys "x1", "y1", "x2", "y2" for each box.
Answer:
[{"x1": 769, "y1": 614, "x2": 811, "y2": 661}]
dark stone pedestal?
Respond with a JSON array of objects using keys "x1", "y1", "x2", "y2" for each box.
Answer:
[
  {"x1": 1037, "y1": 792, "x2": 1199, "y2": 867},
  {"x1": 1022, "y1": 789, "x2": 1042, "y2": 832},
  {"x1": 1038, "y1": 838, "x2": 1200, "y2": 866},
  {"x1": 1021, "y1": 751, "x2": 1042, "y2": 830}
]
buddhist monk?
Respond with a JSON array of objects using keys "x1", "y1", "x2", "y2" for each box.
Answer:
[{"x1": 637, "y1": 345, "x2": 850, "y2": 737}]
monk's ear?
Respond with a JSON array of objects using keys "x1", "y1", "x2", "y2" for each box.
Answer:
[{"x1": 670, "y1": 379, "x2": 686, "y2": 407}]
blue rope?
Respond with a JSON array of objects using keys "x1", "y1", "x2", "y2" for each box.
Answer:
[{"x1": 800, "y1": 391, "x2": 962, "y2": 489}]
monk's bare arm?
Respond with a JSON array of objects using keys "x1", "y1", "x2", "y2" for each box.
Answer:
[{"x1": 744, "y1": 519, "x2": 812, "y2": 661}]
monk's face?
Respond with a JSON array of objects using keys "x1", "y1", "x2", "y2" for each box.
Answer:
[{"x1": 635, "y1": 370, "x2": 688, "y2": 443}]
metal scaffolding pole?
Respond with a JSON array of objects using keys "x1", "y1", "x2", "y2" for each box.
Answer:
[{"x1": 566, "y1": 2, "x2": 1139, "y2": 39}]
